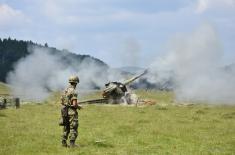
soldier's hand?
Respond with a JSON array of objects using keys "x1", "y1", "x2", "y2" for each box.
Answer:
[{"x1": 77, "y1": 104, "x2": 83, "y2": 110}]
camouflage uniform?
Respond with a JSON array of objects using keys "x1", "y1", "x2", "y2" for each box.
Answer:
[{"x1": 60, "y1": 76, "x2": 80, "y2": 147}]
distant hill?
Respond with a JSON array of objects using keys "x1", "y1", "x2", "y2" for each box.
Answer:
[
  {"x1": 0, "y1": 38, "x2": 108, "y2": 83},
  {"x1": 0, "y1": 82, "x2": 10, "y2": 94}
]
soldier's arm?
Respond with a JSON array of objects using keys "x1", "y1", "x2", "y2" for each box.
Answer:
[
  {"x1": 71, "y1": 99, "x2": 82, "y2": 109},
  {"x1": 71, "y1": 99, "x2": 77, "y2": 107},
  {"x1": 77, "y1": 100, "x2": 83, "y2": 110},
  {"x1": 61, "y1": 89, "x2": 68, "y2": 106},
  {"x1": 71, "y1": 93, "x2": 77, "y2": 107},
  {"x1": 70, "y1": 93, "x2": 83, "y2": 109}
]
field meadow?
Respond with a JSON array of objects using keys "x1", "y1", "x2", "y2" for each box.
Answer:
[{"x1": 0, "y1": 83, "x2": 235, "y2": 155}]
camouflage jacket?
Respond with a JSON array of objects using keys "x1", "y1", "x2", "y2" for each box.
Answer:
[{"x1": 61, "y1": 85, "x2": 78, "y2": 107}]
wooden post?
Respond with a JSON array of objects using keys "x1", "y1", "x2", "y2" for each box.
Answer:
[
  {"x1": 15, "y1": 98, "x2": 20, "y2": 109},
  {"x1": 3, "y1": 98, "x2": 6, "y2": 108}
]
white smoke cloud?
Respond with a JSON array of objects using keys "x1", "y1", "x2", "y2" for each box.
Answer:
[
  {"x1": 149, "y1": 23, "x2": 235, "y2": 104},
  {"x1": 7, "y1": 47, "x2": 70, "y2": 100},
  {"x1": 7, "y1": 46, "x2": 129, "y2": 101},
  {"x1": 6, "y1": 46, "x2": 125, "y2": 101},
  {"x1": 6, "y1": 23, "x2": 235, "y2": 105}
]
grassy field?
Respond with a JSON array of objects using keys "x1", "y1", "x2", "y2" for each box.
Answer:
[{"x1": 0, "y1": 85, "x2": 235, "y2": 155}]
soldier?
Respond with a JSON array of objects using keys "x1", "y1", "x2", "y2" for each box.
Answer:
[{"x1": 60, "y1": 75, "x2": 82, "y2": 147}]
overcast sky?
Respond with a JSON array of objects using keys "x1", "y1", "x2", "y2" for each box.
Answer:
[{"x1": 0, "y1": 0, "x2": 234, "y2": 67}]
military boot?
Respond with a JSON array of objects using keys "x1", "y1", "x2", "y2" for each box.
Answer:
[
  {"x1": 69, "y1": 140, "x2": 79, "y2": 148},
  {"x1": 62, "y1": 140, "x2": 68, "y2": 147}
]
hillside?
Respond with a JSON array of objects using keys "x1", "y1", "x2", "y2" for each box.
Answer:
[
  {"x1": 0, "y1": 82, "x2": 10, "y2": 94},
  {"x1": 0, "y1": 38, "x2": 108, "y2": 82}
]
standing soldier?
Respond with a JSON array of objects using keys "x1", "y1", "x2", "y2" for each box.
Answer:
[{"x1": 60, "y1": 75, "x2": 82, "y2": 147}]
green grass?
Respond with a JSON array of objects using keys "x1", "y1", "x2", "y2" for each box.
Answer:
[
  {"x1": 0, "y1": 90, "x2": 235, "y2": 155},
  {"x1": 135, "y1": 90, "x2": 174, "y2": 104}
]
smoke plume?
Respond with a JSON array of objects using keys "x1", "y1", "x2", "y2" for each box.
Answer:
[
  {"x1": 6, "y1": 24, "x2": 235, "y2": 104},
  {"x1": 6, "y1": 46, "x2": 124, "y2": 101},
  {"x1": 149, "y1": 24, "x2": 235, "y2": 104}
]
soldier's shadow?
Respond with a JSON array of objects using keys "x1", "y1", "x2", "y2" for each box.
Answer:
[
  {"x1": 91, "y1": 141, "x2": 114, "y2": 148},
  {"x1": 80, "y1": 141, "x2": 114, "y2": 148}
]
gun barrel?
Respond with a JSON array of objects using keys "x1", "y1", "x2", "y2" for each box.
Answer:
[
  {"x1": 123, "y1": 69, "x2": 148, "y2": 85},
  {"x1": 79, "y1": 98, "x2": 108, "y2": 104}
]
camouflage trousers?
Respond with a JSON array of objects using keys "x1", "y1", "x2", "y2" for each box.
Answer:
[{"x1": 62, "y1": 108, "x2": 79, "y2": 142}]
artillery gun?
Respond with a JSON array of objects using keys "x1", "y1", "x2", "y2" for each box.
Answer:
[{"x1": 80, "y1": 70, "x2": 148, "y2": 104}]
